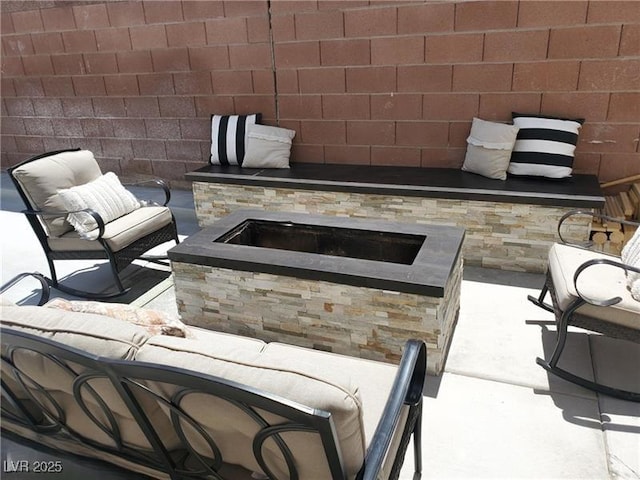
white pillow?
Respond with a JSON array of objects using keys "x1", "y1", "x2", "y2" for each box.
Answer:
[
  {"x1": 242, "y1": 124, "x2": 296, "y2": 169},
  {"x1": 621, "y1": 228, "x2": 640, "y2": 301},
  {"x1": 461, "y1": 118, "x2": 519, "y2": 180},
  {"x1": 57, "y1": 172, "x2": 140, "y2": 236}
]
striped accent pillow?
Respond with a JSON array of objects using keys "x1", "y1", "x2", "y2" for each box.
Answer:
[
  {"x1": 508, "y1": 113, "x2": 584, "y2": 179},
  {"x1": 210, "y1": 114, "x2": 261, "y2": 166}
]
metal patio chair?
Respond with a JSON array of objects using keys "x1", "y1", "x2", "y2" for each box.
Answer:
[
  {"x1": 528, "y1": 210, "x2": 640, "y2": 402},
  {"x1": 8, "y1": 149, "x2": 179, "y2": 299}
]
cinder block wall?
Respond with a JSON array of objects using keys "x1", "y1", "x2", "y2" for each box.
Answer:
[{"x1": 1, "y1": 1, "x2": 638, "y2": 184}]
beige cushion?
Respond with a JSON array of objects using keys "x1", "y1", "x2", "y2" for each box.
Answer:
[
  {"x1": 264, "y1": 343, "x2": 404, "y2": 480},
  {"x1": 0, "y1": 305, "x2": 151, "y2": 358},
  {"x1": 136, "y1": 336, "x2": 365, "y2": 479},
  {"x1": 44, "y1": 299, "x2": 189, "y2": 338},
  {"x1": 620, "y1": 227, "x2": 640, "y2": 301},
  {"x1": 0, "y1": 305, "x2": 160, "y2": 449},
  {"x1": 242, "y1": 124, "x2": 295, "y2": 169},
  {"x1": 47, "y1": 206, "x2": 173, "y2": 252},
  {"x1": 462, "y1": 117, "x2": 519, "y2": 180},
  {"x1": 182, "y1": 326, "x2": 268, "y2": 348},
  {"x1": 10, "y1": 150, "x2": 102, "y2": 237},
  {"x1": 57, "y1": 172, "x2": 141, "y2": 235},
  {"x1": 549, "y1": 243, "x2": 640, "y2": 329}
]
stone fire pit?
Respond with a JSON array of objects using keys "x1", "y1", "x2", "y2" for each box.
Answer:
[{"x1": 168, "y1": 210, "x2": 464, "y2": 374}]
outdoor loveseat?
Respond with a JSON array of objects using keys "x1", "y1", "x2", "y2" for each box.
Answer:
[{"x1": 0, "y1": 276, "x2": 426, "y2": 480}]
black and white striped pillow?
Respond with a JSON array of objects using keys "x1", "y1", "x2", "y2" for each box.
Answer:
[
  {"x1": 508, "y1": 113, "x2": 583, "y2": 179},
  {"x1": 210, "y1": 113, "x2": 261, "y2": 166}
]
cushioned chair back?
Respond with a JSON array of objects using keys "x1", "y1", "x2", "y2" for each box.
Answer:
[
  {"x1": 9, "y1": 150, "x2": 102, "y2": 237},
  {"x1": 0, "y1": 305, "x2": 183, "y2": 452},
  {"x1": 1, "y1": 325, "x2": 349, "y2": 479}
]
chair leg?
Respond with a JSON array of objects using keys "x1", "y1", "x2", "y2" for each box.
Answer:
[
  {"x1": 45, "y1": 255, "x2": 59, "y2": 289},
  {"x1": 538, "y1": 301, "x2": 640, "y2": 403},
  {"x1": 138, "y1": 222, "x2": 180, "y2": 264},
  {"x1": 537, "y1": 359, "x2": 640, "y2": 402},
  {"x1": 527, "y1": 277, "x2": 554, "y2": 313},
  {"x1": 0, "y1": 273, "x2": 50, "y2": 305},
  {"x1": 43, "y1": 256, "x2": 130, "y2": 300},
  {"x1": 413, "y1": 402, "x2": 422, "y2": 476}
]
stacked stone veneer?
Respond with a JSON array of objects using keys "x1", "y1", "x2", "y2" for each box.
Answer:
[
  {"x1": 173, "y1": 254, "x2": 462, "y2": 375},
  {"x1": 193, "y1": 182, "x2": 592, "y2": 273}
]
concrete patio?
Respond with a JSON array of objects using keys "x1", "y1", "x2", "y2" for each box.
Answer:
[{"x1": 1, "y1": 173, "x2": 638, "y2": 479}]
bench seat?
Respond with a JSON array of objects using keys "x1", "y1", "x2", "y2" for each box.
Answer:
[
  {"x1": 187, "y1": 164, "x2": 604, "y2": 208},
  {"x1": 187, "y1": 165, "x2": 604, "y2": 273}
]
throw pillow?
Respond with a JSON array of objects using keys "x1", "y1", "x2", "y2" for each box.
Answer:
[
  {"x1": 508, "y1": 113, "x2": 584, "y2": 179},
  {"x1": 44, "y1": 298, "x2": 190, "y2": 338},
  {"x1": 461, "y1": 117, "x2": 519, "y2": 180},
  {"x1": 210, "y1": 113, "x2": 261, "y2": 166},
  {"x1": 57, "y1": 172, "x2": 140, "y2": 237},
  {"x1": 242, "y1": 124, "x2": 296, "y2": 169},
  {"x1": 621, "y1": 228, "x2": 640, "y2": 301}
]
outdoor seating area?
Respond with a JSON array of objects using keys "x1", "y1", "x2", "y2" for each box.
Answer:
[
  {"x1": 2, "y1": 0, "x2": 639, "y2": 478},
  {"x1": 1, "y1": 174, "x2": 639, "y2": 479}
]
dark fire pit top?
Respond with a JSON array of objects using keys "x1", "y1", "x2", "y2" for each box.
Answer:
[{"x1": 168, "y1": 210, "x2": 465, "y2": 296}]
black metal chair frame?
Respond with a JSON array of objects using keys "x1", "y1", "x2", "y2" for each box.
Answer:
[
  {"x1": 0, "y1": 283, "x2": 426, "y2": 480},
  {"x1": 7, "y1": 149, "x2": 180, "y2": 299},
  {"x1": 528, "y1": 209, "x2": 640, "y2": 402}
]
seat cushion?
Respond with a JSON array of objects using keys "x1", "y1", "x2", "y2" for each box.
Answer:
[
  {"x1": 1, "y1": 305, "x2": 151, "y2": 358},
  {"x1": 264, "y1": 343, "x2": 404, "y2": 480},
  {"x1": 47, "y1": 206, "x2": 173, "y2": 252},
  {"x1": 549, "y1": 243, "x2": 640, "y2": 329},
  {"x1": 10, "y1": 150, "x2": 102, "y2": 237},
  {"x1": 44, "y1": 298, "x2": 189, "y2": 338},
  {"x1": 0, "y1": 305, "x2": 156, "y2": 449},
  {"x1": 136, "y1": 336, "x2": 365, "y2": 479}
]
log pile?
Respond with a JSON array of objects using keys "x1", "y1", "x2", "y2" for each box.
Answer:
[{"x1": 591, "y1": 183, "x2": 640, "y2": 255}]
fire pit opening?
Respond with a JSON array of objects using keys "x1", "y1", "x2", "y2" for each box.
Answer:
[
  {"x1": 215, "y1": 219, "x2": 426, "y2": 265},
  {"x1": 169, "y1": 210, "x2": 465, "y2": 373}
]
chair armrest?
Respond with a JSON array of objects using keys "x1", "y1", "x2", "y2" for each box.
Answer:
[
  {"x1": 123, "y1": 179, "x2": 171, "y2": 206},
  {"x1": 359, "y1": 339, "x2": 427, "y2": 480},
  {"x1": 22, "y1": 208, "x2": 106, "y2": 240},
  {"x1": 574, "y1": 258, "x2": 640, "y2": 307},
  {"x1": 558, "y1": 209, "x2": 640, "y2": 247},
  {"x1": 0, "y1": 272, "x2": 50, "y2": 305}
]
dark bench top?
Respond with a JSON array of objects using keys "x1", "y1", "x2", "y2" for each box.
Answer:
[{"x1": 187, "y1": 164, "x2": 605, "y2": 208}]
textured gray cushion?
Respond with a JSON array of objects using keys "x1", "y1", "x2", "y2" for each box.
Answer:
[
  {"x1": 462, "y1": 117, "x2": 519, "y2": 180},
  {"x1": 242, "y1": 125, "x2": 296, "y2": 169},
  {"x1": 57, "y1": 172, "x2": 140, "y2": 235}
]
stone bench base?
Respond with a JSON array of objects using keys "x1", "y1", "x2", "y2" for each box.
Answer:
[{"x1": 192, "y1": 181, "x2": 592, "y2": 273}]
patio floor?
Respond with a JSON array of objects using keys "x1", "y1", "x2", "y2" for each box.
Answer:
[{"x1": 1, "y1": 172, "x2": 638, "y2": 479}]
